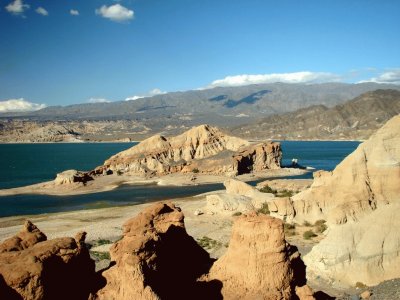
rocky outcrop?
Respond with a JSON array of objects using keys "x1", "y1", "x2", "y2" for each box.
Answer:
[
  {"x1": 233, "y1": 142, "x2": 281, "y2": 173},
  {"x1": 0, "y1": 220, "x2": 47, "y2": 253},
  {"x1": 293, "y1": 115, "x2": 400, "y2": 287},
  {"x1": 55, "y1": 169, "x2": 93, "y2": 185},
  {"x1": 292, "y1": 115, "x2": 400, "y2": 225},
  {"x1": 103, "y1": 125, "x2": 281, "y2": 177},
  {"x1": 305, "y1": 203, "x2": 400, "y2": 287},
  {"x1": 207, "y1": 213, "x2": 315, "y2": 300},
  {"x1": 94, "y1": 202, "x2": 214, "y2": 300},
  {"x1": 0, "y1": 222, "x2": 96, "y2": 300},
  {"x1": 0, "y1": 203, "x2": 323, "y2": 299},
  {"x1": 206, "y1": 193, "x2": 255, "y2": 215}
]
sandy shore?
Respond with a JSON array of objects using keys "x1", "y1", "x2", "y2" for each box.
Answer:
[{"x1": 0, "y1": 168, "x2": 309, "y2": 196}]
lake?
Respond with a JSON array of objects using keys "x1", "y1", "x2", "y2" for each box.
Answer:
[{"x1": 0, "y1": 141, "x2": 360, "y2": 217}]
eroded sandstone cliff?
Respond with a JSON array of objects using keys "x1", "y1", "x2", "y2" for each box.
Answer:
[
  {"x1": 102, "y1": 124, "x2": 281, "y2": 177},
  {"x1": 290, "y1": 115, "x2": 400, "y2": 287}
]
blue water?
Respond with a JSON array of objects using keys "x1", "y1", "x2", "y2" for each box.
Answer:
[
  {"x1": 0, "y1": 143, "x2": 137, "y2": 190},
  {"x1": 0, "y1": 141, "x2": 360, "y2": 217}
]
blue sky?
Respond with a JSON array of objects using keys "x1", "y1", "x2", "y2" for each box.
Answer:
[{"x1": 1, "y1": 0, "x2": 400, "y2": 111}]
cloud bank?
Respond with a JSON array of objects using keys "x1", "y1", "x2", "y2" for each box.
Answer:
[
  {"x1": 96, "y1": 4, "x2": 134, "y2": 22},
  {"x1": 125, "y1": 88, "x2": 166, "y2": 101},
  {"x1": 0, "y1": 98, "x2": 46, "y2": 113},
  {"x1": 360, "y1": 69, "x2": 400, "y2": 85},
  {"x1": 88, "y1": 98, "x2": 110, "y2": 103},
  {"x1": 5, "y1": 0, "x2": 29, "y2": 15},
  {"x1": 208, "y1": 71, "x2": 341, "y2": 88},
  {"x1": 35, "y1": 7, "x2": 48, "y2": 16},
  {"x1": 70, "y1": 9, "x2": 79, "y2": 16}
]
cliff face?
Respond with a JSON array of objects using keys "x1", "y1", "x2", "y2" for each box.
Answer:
[
  {"x1": 103, "y1": 124, "x2": 281, "y2": 176},
  {"x1": 288, "y1": 115, "x2": 400, "y2": 286},
  {"x1": 291, "y1": 115, "x2": 400, "y2": 225}
]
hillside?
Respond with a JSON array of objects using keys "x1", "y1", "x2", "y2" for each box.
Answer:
[
  {"x1": 232, "y1": 89, "x2": 400, "y2": 140},
  {"x1": 1, "y1": 83, "x2": 400, "y2": 142}
]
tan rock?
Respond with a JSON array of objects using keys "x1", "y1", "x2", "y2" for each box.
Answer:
[
  {"x1": 205, "y1": 193, "x2": 254, "y2": 215},
  {"x1": 233, "y1": 142, "x2": 281, "y2": 172},
  {"x1": 55, "y1": 169, "x2": 93, "y2": 185},
  {"x1": 301, "y1": 115, "x2": 400, "y2": 287},
  {"x1": 360, "y1": 290, "x2": 372, "y2": 299},
  {"x1": 207, "y1": 213, "x2": 315, "y2": 299},
  {"x1": 224, "y1": 178, "x2": 275, "y2": 209},
  {"x1": 0, "y1": 220, "x2": 47, "y2": 253},
  {"x1": 0, "y1": 223, "x2": 96, "y2": 300},
  {"x1": 95, "y1": 202, "x2": 213, "y2": 300},
  {"x1": 103, "y1": 124, "x2": 281, "y2": 177},
  {"x1": 292, "y1": 115, "x2": 400, "y2": 225}
]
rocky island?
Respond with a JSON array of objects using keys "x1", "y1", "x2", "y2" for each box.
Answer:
[{"x1": 0, "y1": 124, "x2": 298, "y2": 196}]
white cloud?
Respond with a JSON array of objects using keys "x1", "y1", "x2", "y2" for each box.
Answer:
[
  {"x1": 207, "y1": 71, "x2": 341, "y2": 88},
  {"x1": 95, "y1": 4, "x2": 134, "y2": 23},
  {"x1": 0, "y1": 98, "x2": 46, "y2": 113},
  {"x1": 88, "y1": 98, "x2": 111, "y2": 103},
  {"x1": 35, "y1": 7, "x2": 48, "y2": 16},
  {"x1": 5, "y1": 0, "x2": 29, "y2": 15},
  {"x1": 125, "y1": 88, "x2": 167, "y2": 101},
  {"x1": 359, "y1": 69, "x2": 400, "y2": 85},
  {"x1": 70, "y1": 9, "x2": 79, "y2": 16}
]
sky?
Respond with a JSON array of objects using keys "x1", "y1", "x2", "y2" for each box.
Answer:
[{"x1": 0, "y1": 0, "x2": 400, "y2": 112}]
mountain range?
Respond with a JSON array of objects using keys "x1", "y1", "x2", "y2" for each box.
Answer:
[{"x1": 1, "y1": 82, "x2": 400, "y2": 141}]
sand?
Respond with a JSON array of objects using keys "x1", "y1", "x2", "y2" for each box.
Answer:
[{"x1": 0, "y1": 168, "x2": 308, "y2": 196}]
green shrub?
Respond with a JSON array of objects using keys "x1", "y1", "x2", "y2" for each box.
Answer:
[
  {"x1": 314, "y1": 220, "x2": 328, "y2": 233},
  {"x1": 284, "y1": 223, "x2": 296, "y2": 236},
  {"x1": 284, "y1": 223, "x2": 295, "y2": 230},
  {"x1": 303, "y1": 230, "x2": 317, "y2": 240},
  {"x1": 259, "y1": 185, "x2": 277, "y2": 194},
  {"x1": 257, "y1": 203, "x2": 270, "y2": 215},
  {"x1": 197, "y1": 236, "x2": 222, "y2": 250},
  {"x1": 303, "y1": 221, "x2": 312, "y2": 227},
  {"x1": 192, "y1": 168, "x2": 200, "y2": 173},
  {"x1": 90, "y1": 251, "x2": 111, "y2": 260},
  {"x1": 277, "y1": 189, "x2": 294, "y2": 197},
  {"x1": 355, "y1": 282, "x2": 368, "y2": 289},
  {"x1": 232, "y1": 211, "x2": 242, "y2": 217},
  {"x1": 116, "y1": 170, "x2": 123, "y2": 176}
]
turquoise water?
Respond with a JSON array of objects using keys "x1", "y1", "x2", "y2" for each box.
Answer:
[
  {"x1": 0, "y1": 141, "x2": 360, "y2": 217},
  {"x1": 0, "y1": 143, "x2": 137, "y2": 190}
]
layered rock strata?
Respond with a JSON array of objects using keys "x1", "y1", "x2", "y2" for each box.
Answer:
[
  {"x1": 293, "y1": 115, "x2": 400, "y2": 286},
  {"x1": 291, "y1": 115, "x2": 400, "y2": 225},
  {"x1": 102, "y1": 124, "x2": 281, "y2": 177}
]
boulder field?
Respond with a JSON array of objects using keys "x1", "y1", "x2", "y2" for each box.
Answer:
[{"x1": 0, "y1": 202, "x2": 320, "y2": 300}]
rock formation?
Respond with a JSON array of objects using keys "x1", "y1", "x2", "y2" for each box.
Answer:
[
  {"x1": 94, "y1": 202, "x2": 214, "y2": 300},
  {"x1": 291, "y1": 115, "x2": 400, "y2": 225},
  {"x1": 102, "y1": 124, "x2": 281, "y2": 177},
  {"x1": 0, "y1": 220, "x2": 47, "y2": 253},
  {"x1": 290, "y1": 115, "x2": 400, "y2": 286},
  {"x1": 207, "y1": 213, "x2": 314, "y2": 300},
  {"x1": 55, "y1": 169, "x2": 93, "y2": 185},
  {"x1": 205, "y1": 193, "x2": 255, "y2": 215},
  {"x1": 0, "y1": 203, "x2": 321, "y2": 299},
  {"x1": 0, "y1": 222, "x2": 96, "y2": 300}
]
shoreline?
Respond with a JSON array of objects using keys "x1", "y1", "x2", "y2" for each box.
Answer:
[
  {"x1": 0, "y1": 138, "x2": 364, "y2": 144},
  {"x1": 0, "y1": 168, "x2": 309, "y2": 197}
]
